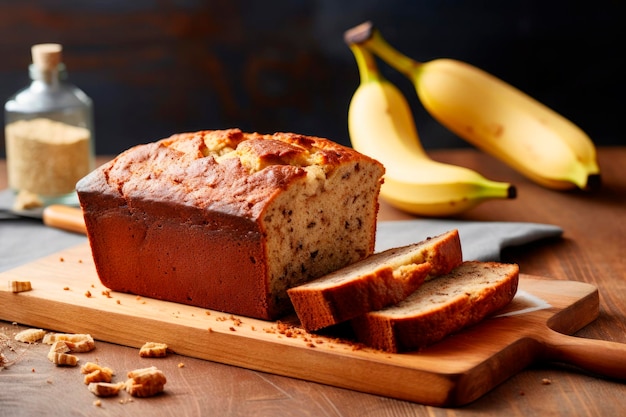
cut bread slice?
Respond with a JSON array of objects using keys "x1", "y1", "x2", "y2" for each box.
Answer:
[
  {"x1": 288, "y1": 229, "x2": 462, "y2": 331},
  {"x1": 350, "y1": 261, "x2": 519, "y2": 353}
]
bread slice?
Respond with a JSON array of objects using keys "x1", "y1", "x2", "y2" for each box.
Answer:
[
  {"x1": 287, "y1": 229, "x2": 462, "y2": 331},
  {"x1": 350, "y1": 261, "x2": 519, "y2": 352}
]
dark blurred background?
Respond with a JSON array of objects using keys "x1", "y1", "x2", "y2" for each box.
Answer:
[{"x1": 0, "y1": 0, "x2": 623, "y2": 157}]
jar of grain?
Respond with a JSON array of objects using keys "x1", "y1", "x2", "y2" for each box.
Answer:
[{"x1": 4, "y1": 43, "x2": 95, "y2": 208}]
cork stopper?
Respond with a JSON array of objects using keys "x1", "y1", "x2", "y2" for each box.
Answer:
[{"x1": 31, "y1": 43, "x2": 63, "y2": 71}]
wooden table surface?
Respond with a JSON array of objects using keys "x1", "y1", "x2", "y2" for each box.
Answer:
[{"x1": 1, "y1": 147, "x2": 625, "y2": 416}]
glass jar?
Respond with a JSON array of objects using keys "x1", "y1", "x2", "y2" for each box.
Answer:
[{"x1": 4, "y1": 43, "x2": 95, "y2": 208}]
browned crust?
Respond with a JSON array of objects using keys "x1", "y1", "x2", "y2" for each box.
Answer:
[
  {"x1": 288, "y1": 230, "x2": 463, "y2": 331},
  {"x1": 289, "y1": 262, "x2": 432, "y2": 331},
  {"x1": 77, "y1": 129, "x2": 384, "y2": 320},
  {"x1": 82, "y1": 203, "x2": 273, "y2": 318},
  {"x1": 423, "y1": 230, "x2": 464, "y2": 277},
  {"x1": 79, "y1": 129, "x2": 380, "y2": 220},
  {"x1": 351, "y1": 262, "x2": 520, "y2": 353}
]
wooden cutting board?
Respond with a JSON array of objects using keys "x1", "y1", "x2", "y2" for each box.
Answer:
[{"x1": 1, "y1": 243, "x2": 624, "y2": 407}]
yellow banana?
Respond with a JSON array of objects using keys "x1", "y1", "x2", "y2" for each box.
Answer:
[
  {"x1": 346, "y1": 22, "x2": 601, "y2": 191},
  {"x1": 346, "y1": 42, "x2": 515, "y2": 217}
]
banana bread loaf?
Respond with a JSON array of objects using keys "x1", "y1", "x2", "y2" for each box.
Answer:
[
  {"x1": 76, "y1": 129, "x2": 385, "y2": 320},
  {"x1": 288, "y1": 229, "x2": 462, "y2": 331},
  {"x1": 350, "y1": 261, "x2": 519, "y2": 352}
]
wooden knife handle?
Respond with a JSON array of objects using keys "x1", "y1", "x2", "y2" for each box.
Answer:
[
  {"x1": 544, "y1": 328, "x2": 626, "y2": 380},
  {"x1": 43, "y1": 205, "x2": 87, "y2": 235}
]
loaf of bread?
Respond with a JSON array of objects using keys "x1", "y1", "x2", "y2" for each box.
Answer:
[
  {"x1": 288, "y1": 229, "x2": 462, "y2": 331},
  {"x1": 76, "y1": 129, "x2": 385, "y2": 320},
  {"x1": 350, "y1": 261, "x2": 519, "y2": 352}
]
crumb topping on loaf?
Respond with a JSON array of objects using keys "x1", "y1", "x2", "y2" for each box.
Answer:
[{"x1": 99, "y1": 129, "x2": 364, "y2": 218}]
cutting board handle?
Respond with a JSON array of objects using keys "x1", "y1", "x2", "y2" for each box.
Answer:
[
  {"x1": 543, "y1": 328, "x2": 626, "y2": 380},
  {"x1": 43, "y1": 205, "x2": 86, "y2": 235}
]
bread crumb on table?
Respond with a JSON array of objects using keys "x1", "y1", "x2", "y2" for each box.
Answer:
[
  {"x1": 81, "y1": 362, "x2": 115, "y2": 384},
  {"x1": 9, "y1": 280, "x2": 32, "y2": 293},
  {"x1": 139, "y1": 342, "x2": 168, "y2": 358},
  {"x1": 47, "y1": 351, "x2": 79, "y2": 366},
  {"x1": 88, "y1": 381, "x2": 125, "y2": 397},
  {"x1": 14, "y1": 328, "x2": 45, "y2": 343},
  {"x1": 44, "y1": 333, "x2": 95, "y2": 353},
  {"x1": 124, "y1": 366, "x2": 166, "y2": 397}
]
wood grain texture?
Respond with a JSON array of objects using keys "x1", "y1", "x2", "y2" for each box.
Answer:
[
  {"x1": 42, "y1": 205, "x2": 85, "y2": 234},
  {"x1": 1, "y1": 147, "x2": 625, "y2": 416},
  {"x1": 1, "y1": 242, "x2": 624, "y2": 407}
]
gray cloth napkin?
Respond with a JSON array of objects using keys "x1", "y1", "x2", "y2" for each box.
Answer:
[
  {"x1": 0, "y1": 219, "x2": 88, "y2": 272},
  {"x1": 0, "y1": 189, "x2": 86, "y2": 271},
  {"x1": 1, "y1": 215, "x2": 562, "y2": 273},
  {"x1": 376, "y1": 220, "x2": 563, "y2": 261}
]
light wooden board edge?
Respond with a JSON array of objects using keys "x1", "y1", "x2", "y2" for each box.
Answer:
[{"x1": 0, "y1": 243, "x2": 599, "y2": 406}]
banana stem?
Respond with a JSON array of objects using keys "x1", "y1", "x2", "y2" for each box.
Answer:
[
  {"x1": 359, "y1": 28, "x2": 422, "y2": 80},
  {"x1": 349, "y1": 43, "x2": 381, "y2": 85}
]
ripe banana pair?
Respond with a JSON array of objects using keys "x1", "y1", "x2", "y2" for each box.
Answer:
[{"x1": 345, "y1": 22, "x2": 601, "y2": 217}]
